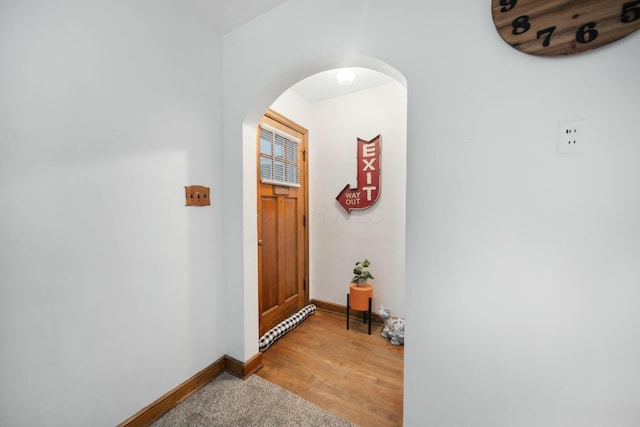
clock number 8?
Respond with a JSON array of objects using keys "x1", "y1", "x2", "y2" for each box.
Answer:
[
  {"x1": 621, "y1": 1, "x2": 640, "y2": 23},
  {"x1": 511, "y1": 15, "x2": 531, "y2": 35},
  {"x1": 576, "y1": 22, "x2": 598, "y2": 43}
]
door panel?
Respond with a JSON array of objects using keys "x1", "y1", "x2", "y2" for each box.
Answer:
[
  {"x1": 257, "y1": 110, "x2": 308, "y2": 337},
  {"x1": 283, "y1": 196, "x2": 298, "y2": 300},
  {"x1": 260, "y1": 196, "x2": 278, "y2": 313}
]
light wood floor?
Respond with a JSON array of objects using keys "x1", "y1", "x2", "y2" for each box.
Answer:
[{"x1": 256, "y1": 310, "x2": 404, "y2": 427}]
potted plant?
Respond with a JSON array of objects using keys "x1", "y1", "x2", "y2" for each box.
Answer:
[{"x1": 351, "y1": 259, "x2": 374, "y2": 286}]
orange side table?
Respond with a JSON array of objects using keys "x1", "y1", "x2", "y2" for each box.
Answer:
[{"x1": 346, "y1": 283, "x2": 373, "y2": 335}]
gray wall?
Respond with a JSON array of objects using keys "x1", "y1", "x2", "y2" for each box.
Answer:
[
  {"x1": 2, "y1": 0, "x2": 639, "y2": 425},
  {"x1": 0, "y1": 1, "x2": 225, "y2": 425},
  {"x1": 223, "y1": 1, "x2": 640, "y2": 426}
]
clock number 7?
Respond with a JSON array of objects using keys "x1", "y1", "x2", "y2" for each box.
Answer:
[
  {"x1": 621, "y1": 1, "x2": 640, "y2": 23},
  {"x1": 536, "y1": 26, "x2": 556, "y2": 47}
]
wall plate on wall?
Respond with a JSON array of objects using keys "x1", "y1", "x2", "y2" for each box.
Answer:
[
  {"x1": 557, "y1": 119, "x2": 586, "y2": 154},
  {"x1": 185, "y1": 185, "x2": 210, "y2": 206},
  {"x1": 491, "y1": 0, "x2": 640, "y2": 56}
]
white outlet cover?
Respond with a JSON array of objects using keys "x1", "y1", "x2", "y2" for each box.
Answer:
[{"x1": 557, "y1": 119, "x2": 586, "y2": 154}]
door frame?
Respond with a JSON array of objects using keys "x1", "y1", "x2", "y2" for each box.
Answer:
[{"x1": 257, "y1": 109, "x2": 310, "y2": 334}]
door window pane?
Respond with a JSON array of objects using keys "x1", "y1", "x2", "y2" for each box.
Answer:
[
  {"x1": 260, "y1": 157, "x2": 272, "y2": 181},
  {"x1": 259, "y1": 125, "x2": 300, "y2": 186},
  {"x1": 260, "y1": 135, "x2": 272, "y2": 155}
]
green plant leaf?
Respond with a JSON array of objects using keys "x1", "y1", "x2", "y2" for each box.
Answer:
[{"x1": 351, "y1": 259, "x2": 373, "y2": 282}]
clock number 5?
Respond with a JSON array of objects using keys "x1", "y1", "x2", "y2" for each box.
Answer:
[{"x1": 621, "y1": 1, "x2": 640, "y2": 23}]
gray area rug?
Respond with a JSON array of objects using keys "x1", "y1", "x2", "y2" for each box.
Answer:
[{"x1": 151, "y1": 372, "x2": 358, "y2": 427}]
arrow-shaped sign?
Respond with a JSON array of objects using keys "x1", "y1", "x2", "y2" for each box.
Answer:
[{"x1": 336, "y1": 135, "x2": 381, "y2": 214}]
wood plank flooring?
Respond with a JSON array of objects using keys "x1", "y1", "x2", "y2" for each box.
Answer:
[{"x1": 256, "y1": 310, "x2": 404, "y2": 427}]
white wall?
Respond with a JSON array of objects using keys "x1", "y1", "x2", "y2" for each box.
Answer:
[
  {"x1": 273, "y1": 82, "x2": 407, "y2": 314},
  {"x1": 223, "y1": 1, "x2": 640, "y2": 426},
  {"x1": 3, "y1": 0, "x2": 638, "y2": 425},
  {"x1": 308, "y1": 82, "x2": 407, "y2": 314},
  {"x1": 0, "y1": 1, "x2": 225, "y2": 426}
]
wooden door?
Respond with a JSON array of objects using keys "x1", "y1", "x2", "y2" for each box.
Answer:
[{"x1": 257, "y1": 110, "x2": 308, "y2": 337}]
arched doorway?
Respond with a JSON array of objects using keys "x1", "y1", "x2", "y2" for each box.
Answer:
[{"x1": 248, "y1": 62, "x2": 408, "y2": 425}]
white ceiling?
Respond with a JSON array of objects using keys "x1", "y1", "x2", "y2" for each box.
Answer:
[
  {"x1": 182, "y1": 0, "x2": 288, "y2": 34},
  {"x1": 289, "y1": 68, "x2": 396, "y2": 104},
  {"x1": 181, "y1": 0, "x2": 396, "y2": 103}
]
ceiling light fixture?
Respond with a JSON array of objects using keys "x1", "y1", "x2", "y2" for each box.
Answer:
[{"x1": 336, "y1": 68, "x2": 355, "y2": 86}]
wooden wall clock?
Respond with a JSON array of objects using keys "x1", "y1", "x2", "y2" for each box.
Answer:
[{"x1": 492, "y1": 0, "x2": 640, "y2": 56}]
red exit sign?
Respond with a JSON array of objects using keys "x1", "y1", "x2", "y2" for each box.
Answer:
[{"x1": 336, "y1": 135, "x2": 381, "y2": 214}]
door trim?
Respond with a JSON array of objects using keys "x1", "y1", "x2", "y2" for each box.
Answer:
[{"x1": 257, "y1": 109, "x2": 309, "y2": 333}]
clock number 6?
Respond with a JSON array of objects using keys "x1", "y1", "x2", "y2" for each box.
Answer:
[
  {"x1": 576, "y1": 22, "x2": 598, "y2": 43},
  {"x1": 621, "y1": 1, "x2": 640, "y2": 23}
]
